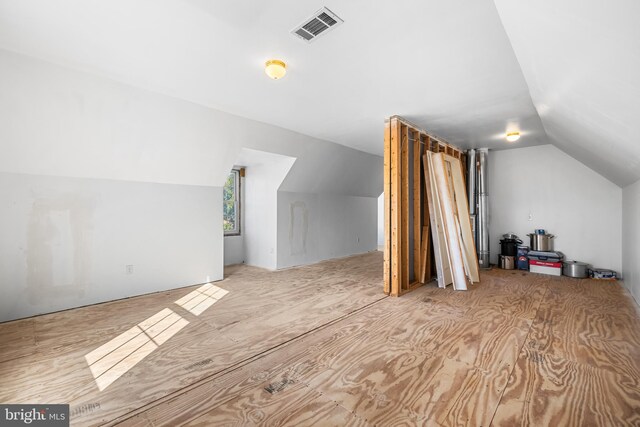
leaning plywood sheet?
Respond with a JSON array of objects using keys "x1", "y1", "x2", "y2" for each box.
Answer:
[
  {"x1": 441, "y1": 155, "x2": 476, "y2": 284},
  {"x1": 419, "y1": 224, "x2": 430, "y2": 284},
  {"x1": 431, "y1": 153, "x2": 468, "y2": 291},
  {"x1": 423, "y1": 152, "x2": 452, "y2": 288},
  {"x1": 445, "y1": 155, "x2": 480, "y2": 283}
]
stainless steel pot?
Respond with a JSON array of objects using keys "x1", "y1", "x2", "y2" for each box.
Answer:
[
  {"x1": 500, "y1": 255, "x2": 515, "y2": 270},
  {"x1": 502, "y1": 233, "x2": 520, "y2": 241},
  {"x1": 528, "y1": 233, "x2": 554, "y2": 251},
  {"x1": 563, "y1": 261, "x2": 589, "y2": 278}
]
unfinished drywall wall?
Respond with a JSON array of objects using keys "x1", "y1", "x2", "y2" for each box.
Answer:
[
  {"x1": 623, "y1": 179, "x2": 640, "y2": 305},
  {"x1": 277, "y1": 192, "x2": 377, "y2": 269},
  {"x1": 0, "y1": 172, "x2": 222, "y2": 322},
  {"x1": 489, "y1": 145, "x2": 622, "y2": 273},
  {"x1": 0, "y1": 50, "x2": 382, "y2": 319}
]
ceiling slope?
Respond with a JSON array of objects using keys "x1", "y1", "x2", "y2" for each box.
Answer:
[
  {"x1": 494, "y1": 0, "x2": 640, "y2": 187},
  {"x1": 0, "y1": 0, "x2": 548, "y2": 155}
]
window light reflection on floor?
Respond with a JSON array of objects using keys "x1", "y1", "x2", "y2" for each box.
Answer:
[
  {"x1": 85, "y1": 283, "x2": 227, "y2": 391},
  {"x1": 85, "y1": 308, "x2": 189, "y2": 391},
  {"x1": 174, "y1": 283, "x2": 229, "y2": 316}
]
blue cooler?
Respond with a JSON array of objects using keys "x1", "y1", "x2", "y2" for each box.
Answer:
[{"x1": 517, "y1": 245, "x2": 530, "y2": 270}]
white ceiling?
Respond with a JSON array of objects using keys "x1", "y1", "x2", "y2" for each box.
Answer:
[
  {"x1": 0, "y1": 0, "x2": 637, "y2": 185},
  {"x1": 494, "y1": 0, "x2": 640, "y2": 187}
]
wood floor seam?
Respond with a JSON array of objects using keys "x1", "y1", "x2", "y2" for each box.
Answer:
[
  {"x1": 3, "y1": 253, "x2": 639, "y2": 426},
  {"x1": 487, "y1": 285, "x2": 549, "y2": 427},
  {"x1": 108, "y1": 294, "x2": 390, "y2": 426}
]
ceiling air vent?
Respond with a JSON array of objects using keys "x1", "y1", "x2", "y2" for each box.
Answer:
[{"x1": 291, "y1": 7, "x2": 343, "y2": 43}]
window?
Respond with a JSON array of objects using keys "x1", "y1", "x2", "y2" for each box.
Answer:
[{"x1": 223, "y1": 169, "x2": 241, "y2": 235}]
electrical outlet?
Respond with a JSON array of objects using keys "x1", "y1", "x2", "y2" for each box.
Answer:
[
  {"x1": 126, "y1": 265, "x2": 134, "y2": 275},
  {"x1": 528, "y1": 212, "x2": 533, "y2": 221}
]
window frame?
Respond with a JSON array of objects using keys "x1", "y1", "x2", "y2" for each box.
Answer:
[{"x1": 223, "y1": 169, "x2": 241, "y2": 236}]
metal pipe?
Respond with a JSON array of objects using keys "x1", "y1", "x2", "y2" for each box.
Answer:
[
  {"x1": 467, "y1": 149, "x2": 477, "y2": 254},
  {"x1": 467, "y1": 149, "x2": 476, "y2": 216},
  {"x1": 477, "y1": 149, "x2": 490, "y2": 268}
]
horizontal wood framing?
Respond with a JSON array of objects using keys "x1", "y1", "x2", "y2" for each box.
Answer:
[{"x1": 384, "y1": 116, "x2": 467, "y2": 296}]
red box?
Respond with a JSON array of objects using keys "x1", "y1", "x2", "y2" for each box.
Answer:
[
  {"x1": 529, "y1": 260, "x2": 562, "y2": 268},
  {"x1": 529, "y1": 259, "x2": 562, "y2": 276}
]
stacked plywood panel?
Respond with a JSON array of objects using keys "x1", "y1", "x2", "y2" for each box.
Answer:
[{"x1": 424, "y1": 152, "x2": 479, "y2": 290}]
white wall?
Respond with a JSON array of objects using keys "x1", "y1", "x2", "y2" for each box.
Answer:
[
  {"x1": 277, "y1": 192, "x2": 377, "y2": 269},
  {"x1": 377, "y1": 193, "x2": 384, "y2": 249},
  {"x1": 0, "y1": 50, "x2": 383, "y2": 321},
  {"x1": 0, "y1": 172, "x2": 221, "y2": 322},
  {"x1": 224, "y1": 237, "x2": 244, "y2": 266},
  {"x1": 489, "y1": 145, "x2": 622, "y2": 273},
  {"x1": 241, "y1": 150, "x2": 296, "y2": 270},
  {"x1": 622, "y1": 179, "x2": 640, "y2": 305},
  {"x1": 0, "y1": 49, "x2": 382, "y2": 196}
]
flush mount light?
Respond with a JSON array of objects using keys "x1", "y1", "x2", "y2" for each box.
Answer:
[
  {"x1": 506, "y1": 132, "x2": 521, "y2": 142},
  {"x1": 265, "y1": 60, "x2": 286, "y2": 80}
]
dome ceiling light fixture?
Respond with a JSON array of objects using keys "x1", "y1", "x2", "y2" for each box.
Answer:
[
  {"x1": 506, "y1": 132, "x2": 521, "y2": 142},
  {"x1": 265, "y1": 59, "x2": 287, "y2": 80}
]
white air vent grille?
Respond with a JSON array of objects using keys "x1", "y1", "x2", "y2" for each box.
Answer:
[{"x1": 291, "y1": 7, "x2": 343, "y2": 43}]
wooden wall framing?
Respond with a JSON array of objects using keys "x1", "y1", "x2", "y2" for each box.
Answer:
[{"x1": 384, "y1": 116, "x2": 468, "y2": 296}]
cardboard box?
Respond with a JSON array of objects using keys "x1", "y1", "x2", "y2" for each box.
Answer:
[{"x1": 530, "y1": 260, "x2": 562, "y2": 276}]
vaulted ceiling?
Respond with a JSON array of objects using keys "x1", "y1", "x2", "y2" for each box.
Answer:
[
  {"x1": 494, "y1": 0, "x2": 640, "y2": 186},
  {"x1": 0, "y1": 0, "x2": 638, "y2": 186}
]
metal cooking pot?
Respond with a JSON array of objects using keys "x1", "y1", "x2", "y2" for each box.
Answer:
[
  {"x1": 502, "y1": 233, "x2": 521, "y2": 241},
  {"x1": 563, "y1": 261, "x2": 589, "y2": 278},
  {"x1": 500, "y1": 255, "x2": 515, "y2": 270},
  {"x1": 528, "y1": 233, "x2": 555, "y2": 251},
  {"x1": 500, "y1": 239, "x2": 522, "y2": 257}
]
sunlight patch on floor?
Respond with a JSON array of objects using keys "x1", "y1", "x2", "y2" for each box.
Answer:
[
  {"x1": 85, "y1": 308, "x2": 189, "y2": 391},
  {"x1": 174, "y1": 283, "x2": 229, "y2": 316}
]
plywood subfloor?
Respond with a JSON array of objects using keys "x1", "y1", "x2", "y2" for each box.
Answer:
[{"x1": 1, "y1": 252, "x2": 639, "y2": 426}]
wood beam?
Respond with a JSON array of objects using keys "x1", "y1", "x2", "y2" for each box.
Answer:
[
  {"x1": 413, "y1": 129, "x2": 421, "y2": 282},
  {"x1": 383, "y1": 120, "x2": 391, "y2": 295},
  {"x1": 401, "y1": 124, "x2": 410, "y2": 291},
  {"x1": 390, "y1": 118, "x2": 401, "y2": 296}
]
